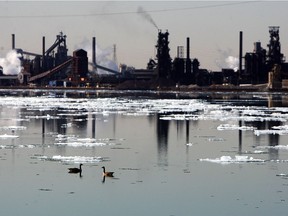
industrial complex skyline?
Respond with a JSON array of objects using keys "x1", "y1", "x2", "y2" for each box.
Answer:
[{"x1": 0, "y1": 1, "x2": 288, "y2": 71}]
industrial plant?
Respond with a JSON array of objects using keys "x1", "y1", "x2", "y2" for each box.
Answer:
[{"x1": 0, "y1": 26, "x2": 288, "y2": 90}]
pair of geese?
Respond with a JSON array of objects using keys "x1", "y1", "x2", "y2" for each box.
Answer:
[{"x1": 68, "y1": 164, "x2": 114, "y2": 177}]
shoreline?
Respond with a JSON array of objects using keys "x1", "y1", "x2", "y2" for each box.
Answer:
[{"x1": 0, "y1": 84, "x2": 287, "y2": 93}]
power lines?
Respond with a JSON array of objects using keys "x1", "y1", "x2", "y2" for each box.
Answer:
[{"x1": 0, "y1": 1, "x2": 261, "y2": 19}]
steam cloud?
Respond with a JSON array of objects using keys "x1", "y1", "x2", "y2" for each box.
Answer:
[
  {"x1": 0, "y1": 50, "x2": 22, "y2": 75},
  {"x1": 225, "y1": 56, "x2": 239, "y2": 72},
  {"x1": 75, "y1": 39, "x2": 118, "y2": 74},
  {"x1": 137, "y1": 6, "x2": 158, "y2": 30},
  {"x1": 216, "y1": 49, "x2": 239, "y2": 72}
]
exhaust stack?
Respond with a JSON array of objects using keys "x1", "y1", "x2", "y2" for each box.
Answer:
[
  {"x1": 186, "y1": 37, "x2": 190, "y2": 60},
  {"x1": 12, "y1": 34, "x2": 15, "y2": 50},
  {"x1": 92, "y1": 37, "x2": 96, "y2": 65},
  {"x1": 239, "y1": 31, "x2": 243, "y2": 74}
]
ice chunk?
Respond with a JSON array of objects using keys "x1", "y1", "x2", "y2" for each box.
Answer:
[
  {"x1": 256, "y1": 145, "x2": 288, "y2": 150},
  {"x1": 0, "y1": 126, "x2": 26, "y2": 131},
  {"x1": 199, "y1": 155, "x2": 265, "y2": 164},
  {"x1": 217, "y1": 124, "x2": 255, "y2": 131},
  {"x1": 33, "y1": 155, "x2": 104, "y2": 163},
  {"x1": 0, "y1": 134, "x2": 19, "y2": 139}
]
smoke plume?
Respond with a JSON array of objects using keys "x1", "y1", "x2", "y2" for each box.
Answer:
[
  {"x1": 215, "y1": 49, "x2": 239, "y2": 72},
  {"x1": 0, "y1": 50, "x2": 22, "y2": 75},
  {"x1": 75, "y1": 39, "x2": 118, "y2": 74},
  {"x1": 137, "y1": 6, "x2": 158, "y2": 30},
  {"x1": 225, "y1": 56, "x2": 239, "y2": 72}
]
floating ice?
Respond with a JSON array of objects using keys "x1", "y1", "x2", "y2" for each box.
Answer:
[
  {"x1": 0, "y1": 134, "x2": 19, "y2": 139},
  {"x1": 254, "y1": 129, "x2": 288, "y2": 136},
  {"x1": 207, "y1": 137, "x2": 225, "y2": 142},
  {"x1": 256, "y1": 145, "x2": 288, "y2": 150},
  {"x1": 18, "y1": 144, "x2": 36, "y2": 148},
  {"x1": 33, "y1": 155, "x2": 105, "y2": 163},
  {"x1": 0, "y1": 126, "x2": 26, "y2": 131},
  {"x1": 54, "y1": 134, "x2": 118, "y2": 147},
  {"x1": 276, "y1": 173, "x2": 288, "y2": 177},
  {"x1": 199, "y1": 155, "x2": 265, "y2": 164},
  {"x1": 217, "y1": 124, "x2": 255, "y2": 131},
  {"x1": 1, "y1": 95, "x2": 288, "y2": 127},
  {"x1": 0, "y1": 144, "x2": 36, "y2": 149}
]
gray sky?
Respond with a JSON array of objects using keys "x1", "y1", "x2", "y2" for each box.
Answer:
[{"x1": 0, "y1": 1, "x2": 287, "y2": 71}]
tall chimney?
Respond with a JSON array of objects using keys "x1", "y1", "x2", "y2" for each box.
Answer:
[
  {"x1": 186, "y1": 37, "x2": 190, "y2": 60},
  {"x1": 92, "y1": 37, "x2": 96, "y2": 65},
  {"x1": 42, "y1": 36, "x2": 46, "y2": 70},
  {"x1": 42, "y1": 36, "x2": 45, "y2": 56},
  {"x1": 238, "y1": 31, "x2": 243, "y2": 86},
  {"x1": 239, "y1": 31, "x2": 243, "y2": 74},
  {"x1": 12, "y1": 34, "x2": 15, "y2": 50}
]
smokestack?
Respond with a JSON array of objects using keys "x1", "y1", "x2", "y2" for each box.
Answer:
[
  {"x1": 42, "y1": 36, "x2": 46, "y2": 70},
  {"x1": 92, "y1": 37, "x2": 96, "y2": 65},
  {"x1": 238, "y1": 31, "x2": 243, "y2": 86},
  {"x1": 239, "y1": 31, "x2": 243, "y2": 74},
  {"x1": 42, "y1": 36, "x2": 45, "y2": 56},
  {"x1": 12, "y1": 34, "x2": 15, "y2": 50},
  {"x1": 186, "y1": 37, "x2": 190, "y2": 60}
]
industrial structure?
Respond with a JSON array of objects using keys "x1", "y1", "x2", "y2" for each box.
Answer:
[{"x1": 0, "y1": 26, "x2": 288, "y2": 90}]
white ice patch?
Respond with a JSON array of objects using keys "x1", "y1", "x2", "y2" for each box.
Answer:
[
  {"x1": 34, "y1": 155, "x2": 105, "y2": 163},
  {"x1": 199, "y1": 155, "x2": 265, "y2": 164},
  {"x1": 256, "y1": 145, "x2": 288, "y2": 150},
  {"x1": 0, "y1": 134, "x2": 19, "y2": 139},
  {"x1": 0, "y1": 126, "x2": 27, "y2": 131},
  {"x1": 254, "y1": 129, "x2": 288, "y2": 136},
  {"x1": 207, "y1": 137, "x2": 225, "y2": 142},
  {"x1": 1, "y1": 95, "x2": 288, "y2": 128},
  {"x1": 0, "y1": 144, "x2": 36, "y2": 149},
  {"x1": 217, "y1": 124, "x2": 255, "y2": 131},
  {"x1": 54, "y1": 134, "x2": 119, "y2": 147}
]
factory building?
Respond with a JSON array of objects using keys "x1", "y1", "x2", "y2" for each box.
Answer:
[{"x1": 1, "y1": 26, "x2": 288, "y2": 90}]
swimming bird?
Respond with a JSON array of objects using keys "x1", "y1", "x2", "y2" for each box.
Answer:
[
  {"x1": 102, "y1": 166, "x2": 114, "y2": 177},
  {"x1": 68, "y1": 163, "x2": 83, "y2": 174}
]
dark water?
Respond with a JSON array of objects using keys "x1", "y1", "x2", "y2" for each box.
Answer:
[{"x1": 0, "y1": 89, "x2": 288, "y2": 216}]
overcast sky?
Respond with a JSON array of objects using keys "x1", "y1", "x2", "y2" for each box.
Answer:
[{"x1": 0, "y1": 1, "x2": 287, "y2": 71}]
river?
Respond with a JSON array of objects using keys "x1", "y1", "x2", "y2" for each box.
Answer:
[{"x1": 0, "y1": 89, "x2": 287, "y2": 216}]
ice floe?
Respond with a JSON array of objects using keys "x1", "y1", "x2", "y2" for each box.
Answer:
[
  {"x1": 217, "y1": 124, "x2": 255, "y2": 131},
  {"x1": 199, "y1": 155, "x2": 265, "y2": 164},
  {"x1": 54, "y1": 134, "x2": 119, "y2": 147},
  {"x1": 0, "y1": 144, "x2": 36, "y2": 149},
  {"x1": 33, "y1": 155, "x2": 105, "y2": 163},
  {"x1": 0, "y1": 126, "x2": 26, "y2": 131},
  {"x1": 256, "y1": 145, "x2": 288, "y2": 150},
  {"x1": 1, "y1": 95, "x2": 288, "y2": 130},
  {"x1": 254, "y1": 129, "x2": 288, "y2": 136},
  {"x1": 0, "y1": 134, "x2": 19, "y2": 139}
]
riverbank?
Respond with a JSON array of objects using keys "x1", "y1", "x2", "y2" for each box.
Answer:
[{"x1": 0, "y1": 83, "x2": 286, "y2": 93}]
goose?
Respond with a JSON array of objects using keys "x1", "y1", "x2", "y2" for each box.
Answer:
[
  {"x1": 68, "y1": 163, "x2": 83, "y2": 174},
  {"x1": 102, "y1": 166, "x2": 114, "y2": 177}
]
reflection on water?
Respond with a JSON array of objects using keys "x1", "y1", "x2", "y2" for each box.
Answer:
[
  {"x1": 0, "y1": 90, "x2": 288, "y2": 216},
  {"x1": 156, "y1": 114, "x2": 169, "y2": 167}
]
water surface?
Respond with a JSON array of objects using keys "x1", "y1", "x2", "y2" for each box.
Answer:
[{"x1": 0, "y1": 89, "x2": 288, "y2": 216}]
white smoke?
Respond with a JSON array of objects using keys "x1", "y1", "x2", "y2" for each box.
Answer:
[
  {"x1": 0, "y1": 50, "x2": 22, "y2": 75},
  {"x1": 75, "y1": 39, "x2": 118, "y2": 74},
  {"x1": 225, "y1": 56, "x2": 239, "y2": 72},
  {"x1": 215, "y1": 49, "x2": 239, "y2": 72}
]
